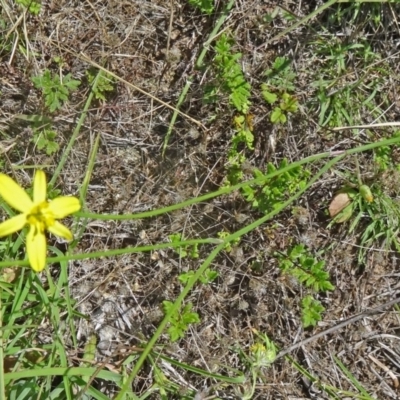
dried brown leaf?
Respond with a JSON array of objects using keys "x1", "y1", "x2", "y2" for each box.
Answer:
[{"x1": 329, "y1": 192, "x2": 352, "y2": 223}]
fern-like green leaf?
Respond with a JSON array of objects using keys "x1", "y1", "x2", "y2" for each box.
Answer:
[{"x1": 301, "y1": 296, "x2": 325, "y2": 327}]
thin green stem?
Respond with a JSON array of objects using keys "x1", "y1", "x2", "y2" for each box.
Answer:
[
  {"x1": 0, "y1": 238, "x2": 222, "y2": 267},
  {"x1": 77, "y1": 135, "x2": 400, "y2": 221},
  {"x1": 162, "y1": 76, "x2": 194, "y2": 157},
  {"x1": 49, "y1": 69, "x2": 102, "y2": 186},
  {"x1": 354, "y1": 156, "x2": 362, "y2": 187},
  {"x1": 71, "y1": 133, "x2": 100, "y2": 251}
]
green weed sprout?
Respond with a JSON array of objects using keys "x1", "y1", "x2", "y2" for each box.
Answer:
[
  {"x1": 32, "y1": 129, "x2": 60, "y2": 155},
  {"x1": 278, "y1": 244, "x2": 334, "y2": 292},
  {"x1": 276, "y1": 244, "x2": 334, "y2": 327},
  {"x1": 214, "y1": 34, "x2": 251, "y2": 113},
  {"x1": 16, "y1": 0, "x2": 41, "y2": 15},
  {"x1": 169, "y1": 233, "x2": 199, "y2": 258},
  {"x1": 188, "y1": 0, "x2": 214, "y2": 14},
  {"x1": 210, "y1": 34, "x2": 255, "y2": 187},
  {"x1": 249, "y1": 330, "x2": 277, "y2": 369},
  {"x1": 178, "y1": 268, "x2": 218, "y2": 285},
  {"x1": 261, "y1": 57, "x2": 299, "y2": 124},
  {"x1": 234, "y1": 330, "x2": 277, "y2": 399},
  {"x1": 217, "y1": 230, "x2": 241, "y2": 252},
  {"x1": 242, "y1": 158, "x2": 311, "y2": 214},
  {"x1": 32, "y1": 70, "x2": 81, "y2": 112},
  {"x1": 301, "y1": 295, "x2": 326, "y2": 328},
  {"x1": 86, "y1": 68, "x2": 115, "y2": 100},
  {"x1": 162, "y1": 301, "x2": 200, "y2": 342}
]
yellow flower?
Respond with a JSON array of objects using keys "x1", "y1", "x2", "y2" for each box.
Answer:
[{"x1": 0, "y1": 170, "x2": 80, "y2": 272}]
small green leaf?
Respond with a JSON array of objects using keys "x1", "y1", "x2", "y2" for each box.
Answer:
[
  {"x1": 234, "y1": 115, "x2": 245, "y2": 128},
  {"x1": 334, "y1": 202, "x2": 354, "y2": 223},
  {"x1": 82, "y1": 335, "x2": 97, "y2": 365},
  {"x1": 272, "y1": 56, "x2": 287, "y2": 71},
  {"x1": 190, "y1": 243, "x2": 199, "y2": 259},
  {"x1": 301, "y1": 296, "x2": 325, "y2": 328},
  {"x1": 182, "y1": 311, "x2": 200, "y2": 325},
  {"x1": 178, "y1": 271, "x2": 194, "y2": 284},
  {"x1": 16, "y1": 0, "x2": 41, "y2": 14},
  {"x1": 32, "y1": 129, "x2": 59, "y2": 155},
  {"x1": 163, "y1": 301, "x2": 200, "y2": 342},
  {"x1": 271, "y1": 107, "x2": 286, "y2": 123},
  {"x1": 86, "y1": 69, "x2": 115, "y2": 101},
  {"x1": 204, "y1": 269, "x2": 219, "y2": 282},
  {"x1": 214, "y1": 34, "x2": 251, "y2": 113},
  {"x1": 45, "y1": 141, "x2": 59, "y2": 155},
  {"x1": 63, "y1": 74, "x2": 81, "y2": 90},
  {"x1": 36, "y1": 135, "x2": 47, "y2": 150},
  {"x1": 280, "y1": 93, "x2": 298, "y2": 113},
  {"x1": 188, "y1": 0, "x2": 214, "y2": 14},
  {"x1": 32, "y1": 70, "x2": 80, "y2": 112},
  {"x1": 289, "y1": 245, "x2": 305, "y2": 258},
  {"x1": 261, "y1": 84, "x2": 277, "y2": 104}
]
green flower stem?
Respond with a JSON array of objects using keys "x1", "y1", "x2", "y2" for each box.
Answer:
[
  {"x1": 76, "y1": 134, "x2": 400, "y2": 222},
  {"x1": 0, "y1": 239, "x2": 222, "y2": 267},
  {"x1": 354, "y1": 155, "x2": 363, "y2": 187},
  {"x1": 79, "y1": 133, "x2": 100, "y2": 205},
  {"x1": 74, "y1": 151, "x2": 333, "y2": 221},
  {"x1": 71, "y1": 133, "x2": 101, "y2": 250}
]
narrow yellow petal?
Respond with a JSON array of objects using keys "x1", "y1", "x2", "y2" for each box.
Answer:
[
  {"x1": 47, "y1": 221, "x2": 73, "y2": 240},
  {"x1": 0, "y1": 214, "x2": 27, "y2": 237},
  {"x1": 33, "y1": 170, "x2": 47, "y2": 204},
  {"x1": 48, "y1": 197, "x2": 81, "y2": 218},
  {"x1": 0, "y1": 174, "x2": 32, "y2": 212},
  {"x1": 26, "y1": 227, "x2": 47, "y2": 272}
]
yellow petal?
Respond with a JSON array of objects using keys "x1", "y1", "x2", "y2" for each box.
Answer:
[
  {"x1": 0, "y1": 174, "x2": 32, "y2": 212},
  {"x1": 0, "y1": 214, "x2": 27, "y2": 237},
  {"x1": 33, "y1": 170, "x2": 47, "y2": 204},
  {"x1": 47, "y1": 221, "x2": 73, "y2": 240},
  {"x1": 26, "y1": 226, "x2": 47, "y2": 272},
  {"x1": 48, "y1": 197, "x2": 81, "y2": 218}
]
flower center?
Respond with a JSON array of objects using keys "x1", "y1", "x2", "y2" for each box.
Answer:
[{"x1": 27, "y1": 201, "x2": 55, "y2": 233}]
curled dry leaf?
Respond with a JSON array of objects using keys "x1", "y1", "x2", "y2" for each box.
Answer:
[{"x1": 329, "y1": 192, "x2": 352, "y2": 223}]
